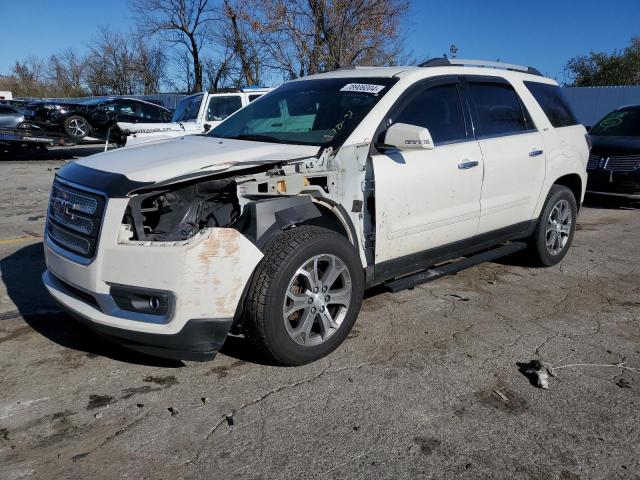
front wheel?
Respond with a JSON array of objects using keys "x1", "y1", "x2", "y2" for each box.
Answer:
[
  {"x1": 243, "y1": 225, "x2": 364, "y2": 366},
  {"x1": 526, "y1": 185, "x2": 578, "y2": 266}
]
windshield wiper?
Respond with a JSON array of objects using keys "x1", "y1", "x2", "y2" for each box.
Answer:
[{"x1": 224, "y1": 134, "x2": 285, "y2": 144}]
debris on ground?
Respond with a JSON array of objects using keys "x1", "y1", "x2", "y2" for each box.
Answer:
[
  {"x1": 449, "y1": 294, "x2": 470, "y2": 302},
  {"x1": 517, "y1": 360, "x2": 556, "y2": 389},
  {"x1": 86, "y1": 395, "x2": 115, "y2": 410},
  {"x1": 168, "y1": 407, "x2": 179, "y2": 416},
  {"x1": 518, "y1": 357, "x2": 640, "y2": 390},
  {"x1": 493, "y1": 389, "x2": 509, "y2": 401}
]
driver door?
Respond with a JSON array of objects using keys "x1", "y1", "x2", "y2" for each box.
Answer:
[{"x1": 372, "y1": 77, "x2": 484, "y2": 264}]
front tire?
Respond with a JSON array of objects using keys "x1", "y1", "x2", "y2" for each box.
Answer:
[
  {"x1": 527, "y1": 185, "x2": 578, "y2": 266},
  {"x1": 243, "y1": 226, "x2": 364, "y2": 366}
]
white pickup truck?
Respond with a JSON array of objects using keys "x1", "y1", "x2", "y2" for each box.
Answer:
[
  {"x1": 117, "y1": 88, "x2": 272, "y2": 147},
  {"x1": 43, "y1": 59, "x2": 588, "y2": 366}
]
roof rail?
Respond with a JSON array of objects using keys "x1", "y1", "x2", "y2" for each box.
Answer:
[
  {"x1": 332, "y1": 65, "x2": 381, "y2": 71},
  {"x1": 418, "y1": 58, "x2": 543, "y2": 77}
]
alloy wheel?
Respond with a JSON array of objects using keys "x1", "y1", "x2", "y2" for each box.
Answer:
[
  {"x1": 545, "y1": 199, "x2": 572, "y2": 255},
  {"x1": 68, "y1": 118, "x2": 88, "y2": 137},
  {"x1": 282, "y1": 254, "x2": 353, "y2": 347}
]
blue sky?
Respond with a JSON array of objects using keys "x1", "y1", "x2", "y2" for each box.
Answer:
[{"x1": 1, "y1": 0, "x2": 639, "y2": 85}]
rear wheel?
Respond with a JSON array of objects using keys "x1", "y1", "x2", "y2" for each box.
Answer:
[
  {"x1": 527, "y1": 185, "x2": 578, "y2": 266},
  {"x1": 243, "y1": 226, "x2": 364, "y2": 366},
  {"x1": 63, "y1": 115, "x2": 91, "y2": 140}
]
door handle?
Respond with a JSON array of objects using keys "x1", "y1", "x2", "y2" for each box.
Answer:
[
  {"x1": 458, "y1": 160, "x2": 479, "y2": 170},
  {"x1": 529, "y1": 149, "x2": 544, "y2": 157}
]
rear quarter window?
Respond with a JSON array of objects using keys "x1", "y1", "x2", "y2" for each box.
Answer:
[{"x1": 524, "y1": 82, "x2": 578, "y2": 128}]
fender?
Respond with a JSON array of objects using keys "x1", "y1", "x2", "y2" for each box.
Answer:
[{"x1": 236, "y1": 196, "x2": 322, "y2": 249}]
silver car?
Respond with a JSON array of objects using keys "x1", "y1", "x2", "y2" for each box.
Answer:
[{"x1": 0, "y1": 105, "x2": 25, "y2": 128}]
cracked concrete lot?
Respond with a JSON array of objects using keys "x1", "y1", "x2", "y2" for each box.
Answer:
[{"x1": 1, "y1": 154, "x2": 639, "y2": 480}]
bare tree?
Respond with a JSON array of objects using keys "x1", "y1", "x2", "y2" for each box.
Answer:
[
  {"x1": 133, "y1": 0, "x2": 216, "y2": 92},
  {"x1": 84, "y1": 27, "x2": 139, "y2": 95},
  {"x1": 48, "y1": 49, "x2": 86, "y2": 97},
  {"x1": 250, "y1": 0, "x2": 409, "y2": 79},
  {"x1": 132, "y1": 38, "x2": 168, "y2": 93},
  {"x1": 12, "y1": 56, "x2": 49, "y2": 96},
  {"x1": 203, "y1": 51, "x2": 235, "y2": 91},
  {"x1": 221, "y1": 0, "x2": 263, "y2": 86},
  {"x1": 169, "y1": 49, "x2": 195, "y2": 92}
]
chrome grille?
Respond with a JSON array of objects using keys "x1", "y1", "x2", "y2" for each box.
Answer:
[
  {"x1": 46, "y1": 180, "x2": 105, "y2": 258},
  {"x1": 50, "y1": 183, "x2": 98, "y2": 215},
  {"x1": 605, "y1": 155, "x2": 640, "y2": 172},
  {"x1": 47, "y1": 222, "x2": 91, "y2": 255},
  {"x1": 48, "y1": 201, "x2": 95, "y2": 235},
  {"x1": 588, "y1": 154, "x2": 640, "y2": 172}
]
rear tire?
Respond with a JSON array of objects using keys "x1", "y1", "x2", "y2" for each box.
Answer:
[
  {"x1": 63, "y1": 115, "x2": 91, "y2": 140},
  {"x1": 243, "y1": 225, "x2": 364, "y2": 366},
  {"x1": 526, "y1": 185, "x2": 578, "y2": 267}
]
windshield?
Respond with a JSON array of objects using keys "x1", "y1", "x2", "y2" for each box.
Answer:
[
  {"x1": 172, "y1": 94, "x2": 204, "y2": 122},
  {"x1": 210, "y1": 77, "x2": 398, "y2": 146},
  {"x1": 590, "y1": 108, "x2": 640, "y2": 137}
]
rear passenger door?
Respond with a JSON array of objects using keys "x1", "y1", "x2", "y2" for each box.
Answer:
[
  {"x1": 464, "y1": 76, "x2": 546, "y2": 234},
  {"x1": 372, "y1": 77, "x2": 483, "y2": 263}
]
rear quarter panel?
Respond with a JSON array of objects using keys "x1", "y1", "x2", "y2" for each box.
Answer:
[
  {"x1": 536, "y1": 126, "x2": 589, "y2": 214},
  {"x1": 513, "y1": 78, "x2": 588, "y2": 214}
]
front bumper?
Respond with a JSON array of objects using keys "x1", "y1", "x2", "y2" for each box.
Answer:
[
  {"x1": 43, "y1": 198, "x2": 264, "y2": 360},
  {"x1": 586, "y1": 169, "x2": 640, "y2": 198},
  {"x1": 46, "y1": 269, "x2": 231, "y2": 361}
]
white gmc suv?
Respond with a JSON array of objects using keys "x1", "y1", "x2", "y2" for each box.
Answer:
[{"x1": 43, "y1": 59, "x2": 589, "y2": 365}]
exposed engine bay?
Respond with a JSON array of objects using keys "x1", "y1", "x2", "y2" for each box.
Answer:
[
  {"x1": 123, "y1": 179, "x2": 240, "y2": 241},
  {"x1": 120, "y1": 152, "x2": 345, "y2": 244}
]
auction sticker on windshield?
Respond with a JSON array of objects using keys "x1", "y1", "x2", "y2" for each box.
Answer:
[{"x1": 340, "y1": 83, "x2": 386, "y2": 94}]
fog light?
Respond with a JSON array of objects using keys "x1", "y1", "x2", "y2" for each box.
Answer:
[
  {"x1": 149, "y1": 296, "x2": 161, "y2": 311},
  {"x1": 110, "y1": 286, "x2": 171, "y2": 317}
]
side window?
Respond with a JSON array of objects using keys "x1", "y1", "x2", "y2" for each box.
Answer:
[
  {"x1": 467, "y1": 81, "x2": 534, "y2": 137},
  {"x1": 115, "y1": 101, "x2": 138, "y2": 116},
  {"x1": 139, "y1": 104, "x2": 162, "y2": 121},
  {"x1": 392, "y1": 83, "x2": 467, "y2": 145},
  {"x1": 0, "y1": 106, "x2": 14, "y2": 114},
  {"x1": 524, "y1": 81, "x2": 578, "y2": 128},
  {"x1": 101, "y1": 101, "x2": 117, "y2": 112},
  {"x1": 206, "y1": 96, "x2": 243, "y2": 121},
  {"x1": 248, "y1": 94, "x2": 262, "y2": 102}
]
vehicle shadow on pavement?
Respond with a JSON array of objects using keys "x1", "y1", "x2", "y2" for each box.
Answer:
[
  {"x1": 1, "y1": 242, "x2": 183, "y2": 368},
  {"x1": 583, "y1": 194, "x2": 639, "y2": 210},
  {"x1": 218, "y1": 336, "x2": 282, "y2": 366},
  {"x1": 1, "y1": 144, "x2": 111, "y2": 161}
]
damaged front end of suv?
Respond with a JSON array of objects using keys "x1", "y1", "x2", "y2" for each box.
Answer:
[
  {"x1": 42, "y1": 75, "x2": 396, "y2": 363},
  {"x1": 42, "y1": 135, "x2": 360, "y2": 361}
]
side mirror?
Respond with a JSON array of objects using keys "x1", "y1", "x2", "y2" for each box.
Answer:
[
  {"x1": 378, "y1": 123, "x2": 434, "y2": 151},
  {"x1": 203, "y1": 123, "x2": 211, "y2": 132}
]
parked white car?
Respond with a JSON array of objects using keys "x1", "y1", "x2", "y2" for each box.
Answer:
[
  {"x1": 117, "y1": 88, "x2": 272, "y2": 147},
  {"x1": 43, "y1": 59, "x2": 589, "y2": 365}
]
